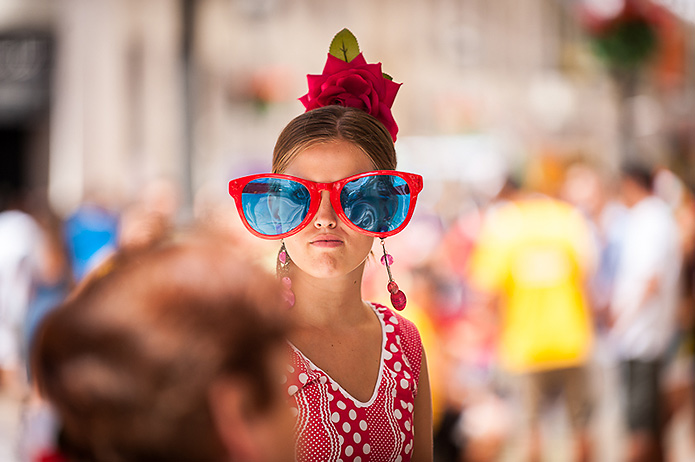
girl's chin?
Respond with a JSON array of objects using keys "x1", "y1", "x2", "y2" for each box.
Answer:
[{"x1": 296, "y1": 258, "x2": 366, "y2": 280}]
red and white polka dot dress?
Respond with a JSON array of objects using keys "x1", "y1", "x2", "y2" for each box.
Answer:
[{"x1": 284, "y1": 303, "x2": 423, "y2": 462}]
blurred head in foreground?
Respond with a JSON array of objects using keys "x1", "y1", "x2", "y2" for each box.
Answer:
[{"x1": 32, "y1": 234, "x2": 293, "y2": 462}]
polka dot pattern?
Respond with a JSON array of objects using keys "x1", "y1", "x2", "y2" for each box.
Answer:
[{"x1": 285, "y1": 303, "x2": 423, "y2": 462}]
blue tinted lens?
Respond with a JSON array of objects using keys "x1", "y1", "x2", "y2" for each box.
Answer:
[
  {"x1": 340, "y1": 175, "x2": 411, "y2": 233},
  {"x1": 241, "y1": 178, "x2": 310, "y2": 236}
]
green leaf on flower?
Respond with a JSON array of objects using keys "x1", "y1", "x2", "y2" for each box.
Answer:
[
  {"x1": 382, "y1": 72, "x2": 393, "y2": 81},
  {"x1": 329, "y1": 28, "x2": 360, "y2": 63}
]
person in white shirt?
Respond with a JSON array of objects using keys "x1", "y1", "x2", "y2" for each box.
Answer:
[
  {"x1": 0, "y1": 207, "x2": 42, "y2": 387},
  {"x1": 610, "y1": 162, "x2": 682, "y2": 462}
]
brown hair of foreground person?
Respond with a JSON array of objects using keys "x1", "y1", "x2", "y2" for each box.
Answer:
[{"x1": 31, "y1": 234, "x2": 293, "y2": 462}]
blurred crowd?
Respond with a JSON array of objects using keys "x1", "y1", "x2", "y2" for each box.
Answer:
[
  {"x1": 360, "y1": 157, "x2": 695, "y2": 462},
  {"x1": 1, "y1": 155, "x2": 695, "y2": 462}
]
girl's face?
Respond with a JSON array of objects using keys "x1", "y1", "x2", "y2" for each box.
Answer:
[{"x1": 282, "y1": 140, "x2": 376, "y2": 279}]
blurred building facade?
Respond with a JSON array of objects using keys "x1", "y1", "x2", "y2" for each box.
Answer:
[{"x1": 0, "y1": 0, "x2": 693, "y2": 217}]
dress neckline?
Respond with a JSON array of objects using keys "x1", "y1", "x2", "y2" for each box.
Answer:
[{"x1": 288, "y1": 302, "x2": 387, "y2": 407}]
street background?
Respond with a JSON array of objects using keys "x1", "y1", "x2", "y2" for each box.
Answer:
[{"x1": 1, "y1": 1, "x2": 694, "y2": 461}]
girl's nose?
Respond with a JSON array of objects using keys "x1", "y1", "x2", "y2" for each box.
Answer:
[{"x1": 313, "y1": 190, "x2": 337, "y2": 229}]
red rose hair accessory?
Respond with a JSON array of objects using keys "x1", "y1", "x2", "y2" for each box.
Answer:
[{"x1": 299, "y1": 29, "x2": 402, "y2": 141}]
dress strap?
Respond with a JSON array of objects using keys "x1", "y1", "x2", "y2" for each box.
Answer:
[{"x1": 373, "y1": 303, "x2": 423, "y2": 393}]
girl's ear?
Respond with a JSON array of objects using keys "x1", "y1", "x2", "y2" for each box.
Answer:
[{"x1": 208, "y1": 378, "x2": 260, "y2": 462}]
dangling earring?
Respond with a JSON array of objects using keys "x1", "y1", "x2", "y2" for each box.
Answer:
[
  {"x1": 380, "y1": 239, "x2": 406, "y2": 311},
  {"x1": 278, "y1": 241, "x2": 295, "y2": 307}
]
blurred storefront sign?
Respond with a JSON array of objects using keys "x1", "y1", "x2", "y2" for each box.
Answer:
[{"x1": 0, "y1": 34, "x2": 51, "y2": 123}]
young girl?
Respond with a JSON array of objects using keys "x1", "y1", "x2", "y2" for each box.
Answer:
[{"x1": 228, "y1": 32, "x2": 432, "y2": 462}]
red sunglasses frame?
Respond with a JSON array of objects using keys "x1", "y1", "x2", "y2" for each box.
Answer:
[{"x1": 228, "y1": 170, "x2": 423, "y2": 240}]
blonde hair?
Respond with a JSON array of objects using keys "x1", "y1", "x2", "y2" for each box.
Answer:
[{"x1": 272, "y1": 106, "x2": 397, "y2": 174}]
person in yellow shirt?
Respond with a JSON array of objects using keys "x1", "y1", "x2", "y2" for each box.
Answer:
[{"x1": 468, "y1": 184, "x2": 596, "y2": 462}]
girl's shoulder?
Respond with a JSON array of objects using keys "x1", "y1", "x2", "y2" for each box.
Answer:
[
  {"x1": 370, "y1": 302, "x2": 421, "y2": 337},
  {"x1": 370, "y1": 302, "x2": 423, "y2": 385}
]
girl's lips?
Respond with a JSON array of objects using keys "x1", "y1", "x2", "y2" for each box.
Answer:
[{"x1": 309, "y1": 237, "x2": 344, "y2": 248}]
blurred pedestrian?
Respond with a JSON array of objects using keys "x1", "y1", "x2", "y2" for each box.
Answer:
[
  {"x1": 468, "y1": 180, "x2": 596, "y2": 462},
  {"x1": 610, "y1": 162, "x2": 682, "y2": 462},
  {"x1": 560, "y1": 161, "x2": 626, "y2": 332},
  {"x1": 31, "y1": 233, "x2": 293, "y2": 462},
  {"x1": 653, "y1": 167, "x2": 695, "y2": 448},
  {"x1": 63, "y1": 198, "x2": 119, "y2": 283},
  {"x1": 23, "y1": 207, "x2": 73, "y2": 373},
  {"x1": 16, "y1": 206, "x2": 73, "y2": 462},
  {"x1": 0, "y1": 192, "x2": 42, "y2": 391}
]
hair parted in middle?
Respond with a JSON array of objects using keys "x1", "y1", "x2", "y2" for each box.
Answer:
[{"x1": 272, "y1": 106, "x2": 397, "y2": 174}]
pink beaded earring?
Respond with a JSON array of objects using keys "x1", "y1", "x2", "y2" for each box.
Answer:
[
  {"x1": 380, "y1": 239, "x2": 406, "y2": 311},
  {"x1": 277, "y1": 241, "x2": 295, "y2": 307}
]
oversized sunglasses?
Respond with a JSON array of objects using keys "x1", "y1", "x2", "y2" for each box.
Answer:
[{"x1": 228, "y1": 170, "x2": 423, "y2": 239}]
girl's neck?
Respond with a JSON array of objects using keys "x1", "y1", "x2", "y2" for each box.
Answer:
[{"x1": 288, "y1": 265, "x2": 369, "y2": 328}]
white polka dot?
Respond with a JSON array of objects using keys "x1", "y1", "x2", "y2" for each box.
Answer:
[
  {"x1": 349, "y1": 409, "x2": 357, "y2": 420},
  {"x1": 331, "y1": 412, "x2": 340, "y2": 423},
  {"x1": 394, "y1": 361, "x2": 402, "y2": 371},
  {"x1": 339, "y1": 435, "x2": 344, "y2": 445},
  {"x1": 390, "y1": 316, "x2": 398, "y2": 324},
  {"x1": 404, "y1": 370, "x2": 411, "y2": 379},
  {"x1": 359, "y1": 420, "x2": 368, "y2": 431},
  {"x1": 355, "y1": 457, "x2": 362, "y2": 462},
  {"x1": 363, "y1": 443, "x2": 371, "y2": 454},
  {"x1": 392, "y1": 389, "x2": 397, "y2": 397},
  {"x1": 395, "y1": 409, "x2": 402, "y2": 419},
  {"x1": 331, "y1": 383, "x2": 339, "y2": 391},
  {"x1": 401, "y1": 432, "x2": 406, "y2": 442},
  {"x1": 405, "y1": 420, "x2": 411, "y2": 431},
  {"x1": 401, "y1": 400, "x2": 408, "y2": 409},
  {"x1": 400, "y1": 379, "x2": 409, "y2": 389},
  {"x1": 405, "y1": 443, "x2": 412, "y2": 454},
  {"x1": 408, "y1": 403, "x2": 414, "y2": 412},
  {"x1": 385, "y1": 324, "x2": 395, "y2": 333},
  {"x1": 319, "y1": 376, "x2": 328, "y2": 385},
  {"x1": 343, "y1": 422, "x2": 351, "y2": 432},
  {"x1": 354, "y1": 433, "x2": 361, "y2": 443},
  {"x1": 298, "y1": 373, "x2": 308, "y2": 383},
  {"x1": 337, "y1": 400, "x2": 346, "y2": 410},
  {"x1": 287, "y1": 365, "x2": 294, "y2": 373},
  {"x1": 396, "y1": 456, "x2": 403, "y2": 462},
  {"x1": 287, "y1": 385, "x2": 298, "y2": 395},
  {"x1": 383, "y1": 350, "x2": 393, "y2": 360},
  {"x1": 345, "y1": 445, "x2": 354, "y2": 456},
  {"x1": 396, "y1": 334, "x2": 401, "y2": 342},
  {"x1": 390, "y1": 344, "x2": 398, "y2": 353},
  {"x1": 328, "y1": 394, "x2": 334, "y2": 401}
]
